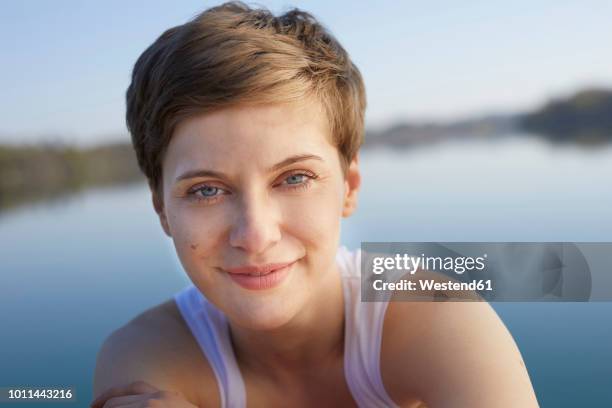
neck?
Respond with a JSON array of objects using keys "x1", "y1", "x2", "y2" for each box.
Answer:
[{"x1": 228, "y1": 263, "x2": 346, "y2": 380}]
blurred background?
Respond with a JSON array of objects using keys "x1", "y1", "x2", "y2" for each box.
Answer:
[{"x1": 1, "y1": 1, "x2": 611, "y2": 406}]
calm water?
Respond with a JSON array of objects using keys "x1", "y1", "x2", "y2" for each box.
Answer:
[{"x1": 1, "y1": 135, "x2": 611, "y2": 407}]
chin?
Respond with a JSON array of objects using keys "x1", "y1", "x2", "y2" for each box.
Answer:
[{"x1": 227, "y1": 294, "x2": 302, "y2": 331}]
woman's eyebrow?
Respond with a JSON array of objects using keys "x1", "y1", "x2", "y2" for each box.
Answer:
[
  {"x1": 175, "y1": 154, "x2": 324, "y2": 182},
  {"x1": 266, "y1": 153, "x2": 323, "y2": 173}
]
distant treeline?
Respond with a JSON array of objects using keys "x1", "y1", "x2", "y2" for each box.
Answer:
[
  {"x1": 0, "y1": 142, "x2": 143, "y2": 211},
  {"x1": 521, "y1": 89, "x2": 612, "y2": 143},
  {"x1": 365, "y1": 87, "x2": 612, "y2": 148},
  {"x1": 1, "y1": 87, "x2": 610, "y2": 211}
]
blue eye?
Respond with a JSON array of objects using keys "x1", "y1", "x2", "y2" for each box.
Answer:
[
  {"x1": 278, "y1": 171, "x2": 319, "y2": 191},
  {"x1": 197, "y1": 186, "x2": 220, "y2": 197},
  {"x1": 285, "y1": 174, "x2": 307, "y2": 185},
  {"x1": 188, "y1": 185, "x2": 226, "y2": 201}
]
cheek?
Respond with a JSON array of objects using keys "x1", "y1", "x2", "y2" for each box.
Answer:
[
  {"x1": 282, "y1": 186, "x2": 344, "y2": 246},
  {"x1": 166, "y1": 203, "x2": 226, "y2": 266}
]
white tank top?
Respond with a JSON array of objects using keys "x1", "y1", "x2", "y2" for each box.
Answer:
[{"x1": 174, "y1": 246, "x2": 399, "y2": 408}]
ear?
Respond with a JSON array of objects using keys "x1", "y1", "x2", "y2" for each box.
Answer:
[
  {"x1": 342, "y1": 153, "x2": 361, "y2": 218},
  {"x1": 150, "y1": 184, "x2": 172, "y2": 237}
]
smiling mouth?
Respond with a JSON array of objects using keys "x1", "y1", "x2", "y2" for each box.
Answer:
[
  {"x1": 224, "y1": 261, "x2": 296, "y2": 276},
  {"x1": 224, "y1": 261, "x2": 296, "y2": 290}
]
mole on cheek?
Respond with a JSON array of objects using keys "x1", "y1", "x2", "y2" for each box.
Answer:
[{"x1": 190, "y1": 243, "x2": 198, "y2": 250}]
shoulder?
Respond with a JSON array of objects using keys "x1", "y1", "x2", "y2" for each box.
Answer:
[
  {"x1": 93, "y1": 299, "x2": 220, "y2": 407},
  {"x1": 380, "y1": 295, "x2": 538, "y2": 407}
]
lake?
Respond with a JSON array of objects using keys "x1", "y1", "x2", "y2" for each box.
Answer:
[{"x1": 0, "y1": 135, "x2": 611, "y2": 407}]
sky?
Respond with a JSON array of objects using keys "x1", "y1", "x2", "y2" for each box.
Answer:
[{"x1": 1, "y1": 0, "x2": 611, "y2": 145}]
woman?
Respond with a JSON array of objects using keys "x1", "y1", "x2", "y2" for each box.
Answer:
[{"x1": 92, "y1": 2, "x2": 539, "y2": 407}]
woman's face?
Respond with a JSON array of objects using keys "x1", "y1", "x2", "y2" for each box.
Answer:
[{"x1": 155, "y1": 100, "x2": 360, "y2": 330}]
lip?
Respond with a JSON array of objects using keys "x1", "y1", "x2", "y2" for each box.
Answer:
[
  {"x1": 224, "y1": 261, "x2": 296, "y2": 290},
  {"x1": 224, "y1": 261, "x2": 295, "y2": 276}
]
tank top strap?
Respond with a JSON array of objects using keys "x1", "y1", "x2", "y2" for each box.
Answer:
[
  {"x1": 174, "y1": 285, "x2": 246, "y2": 408},
  {"x1": 338, "y1": 247, "x2": 400, "y2": 408}
]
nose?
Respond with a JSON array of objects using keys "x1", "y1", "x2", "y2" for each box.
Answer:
[{"x1": 229, "y1": 190, "x2": 281, "y2": 255}]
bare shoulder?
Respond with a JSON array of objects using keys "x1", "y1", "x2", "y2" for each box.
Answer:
[
  {"x1": 380, "y1": 295, "x2": 539, "y2": 407},
  {"x1": 93, "y1": 299, "x2": 220, "y2": 407}
]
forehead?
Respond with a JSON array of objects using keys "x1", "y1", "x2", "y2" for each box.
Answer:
[{"x1": 163, "y1": 100, "x2": 337, "y2": 180}]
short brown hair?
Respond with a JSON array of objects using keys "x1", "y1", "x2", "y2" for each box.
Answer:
[{"x1": 126, "y1": 1, "x2": 366, "y2": 194}]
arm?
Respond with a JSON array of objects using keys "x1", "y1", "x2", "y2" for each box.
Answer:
[
  {"x1": 92, "y1": 301, "x2": 220, "y2": 407},
  {"x1": 381, "y1": 300, "x2": 539, "y2": 408},
  {"x1": 93, "y1": 324, "x2": 174, "y2": 396}
]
